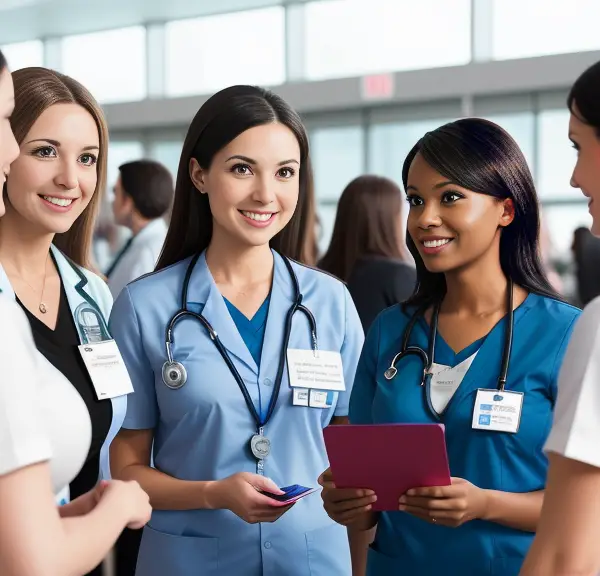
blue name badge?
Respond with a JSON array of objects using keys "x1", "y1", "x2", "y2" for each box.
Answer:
[{"x1": 472, "y1": 389, "x2": 524, "y2": 434}]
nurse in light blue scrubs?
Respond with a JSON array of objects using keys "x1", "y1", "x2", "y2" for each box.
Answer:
[
  {"x1": 320, "y1": 118, "x2": 581, "y2": 576},
  {"x1": 109, "y1": 85, "x2": 364, "y2": 576}
]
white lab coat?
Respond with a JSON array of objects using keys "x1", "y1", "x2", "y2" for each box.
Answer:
[{"x1": 107, "y1": 218, "x2": 167, "y2": 299}]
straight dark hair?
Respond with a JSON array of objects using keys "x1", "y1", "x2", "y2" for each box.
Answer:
[
  {"x1": 568, "y1": 60, "x2": 600, "y2": 134},
  {"x1": 0, "y1": 49, "x2": 7, "y2": 72},
  {"x1": 319, "y1": 175, "x2": 407, "y2": 282},
  {"x1": 119, "y1": 159, "x2": 174, "y2": 220},
  {"x1": 156, "y1": 85, "x2": 315, "y2": 270},
  {"x1": 402, "y1": 118, "x2": 562, "y2": 309}
]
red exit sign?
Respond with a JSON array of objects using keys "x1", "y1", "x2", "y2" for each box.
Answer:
[{"x1": 361, "y1": 73, "x2": 395, "y2": 100}]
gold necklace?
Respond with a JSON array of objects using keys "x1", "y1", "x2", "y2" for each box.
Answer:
[{"x1": 8, "y1": 253, "x2": 50, "y2": 314}]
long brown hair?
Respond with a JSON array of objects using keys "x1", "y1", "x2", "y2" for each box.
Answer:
[
  {"x1": 319, "y1": 175, "x2": 406, "y2": 282},
  {"x1": 156, "y1": 85, "x2": 316, "y2": 271},
  {"x1": 9, "y1": 67, "x2": 108, "y2": 270}
]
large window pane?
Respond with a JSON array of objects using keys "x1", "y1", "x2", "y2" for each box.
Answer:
[
  {"x1": 149, "y1": 141, "x2": 184, "y2": 180},
  {"x1": 0, "y1": 40, "x2": 43, "y2": 71},
  {"x1": 368, "y1": 118, "x2": 453, "y2": 187},
  {"x1": 166, "y1": 8, "x2": 285, "y2": 97},
  {"x1": 61, "y1": 27, "x2": 146, "y2": 104},
  {"x1": 311, "y1": 126, "x2": 364, "y2": 202},
  {"x1": 493, "y1": 0, "x2": 600, "y2": 60},
  {"x1": 537, "y1": 110, "x2": 580, "y2": 201},
  {"x1": 483, "y1": 113, "x2": 535, "y2": 177},
  {"x1": 305, "y1": 0, "x2": 471, "y2": 81}
]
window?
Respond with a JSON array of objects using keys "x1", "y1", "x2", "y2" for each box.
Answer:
[
  {"x1": 149, "y1": 141, "x2": 184, "y2": 180},
  {"x1": 368, "y1": 118, "x2": 453, "y2": 187},
  {"x1": 311, "y1": 126, "x2": 364, "y2": 202},
  {"x1": 166, "y1": 7, "x2": 285, "y2": 97},
  {"x1": 305, "y1": 0, "x2": 471, "y2": 81},
  {"x1": 311, "y1": 125, "x2": 364, "y2": 250},
  {"x1": 537, "y1": 110, "x2": 580, "y2": 201},
  {"x1": 0, "y1": 40, "x2": 43, "y2": 70},
  {"x1": 483, "y1": 113, "x2": 535, "y2": 177},
  {"x1": 492, "y1": 0, "x2": 600, "y2": 60},
  {"x1": 61, "y1": 27, "x2": 146, "y2": 104}
]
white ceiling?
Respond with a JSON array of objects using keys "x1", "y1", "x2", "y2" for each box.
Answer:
[{"x1": 0, "y1": 0, "x2": 311, "y2": 44}]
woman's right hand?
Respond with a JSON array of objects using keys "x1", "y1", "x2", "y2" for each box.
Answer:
[
  {"x1": 102, "y1": 479, "x2": 152, "y2": 530},
  {"x1": 319, "y1": 468, "x2": 377, "y2": 528},
  {"x1": 206, "y1": 472, "x2": 294, "y2": 524}
]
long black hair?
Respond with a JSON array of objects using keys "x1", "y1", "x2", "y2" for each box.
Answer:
[
  {"x1": 156, "y1": 85, "x2": 315, "y2": 270},
  {"x1": 568, "y1": 60, "x2": 600, "y2": 133},
  {"x1": 402, "y1": 118, "x2": 562, "y2": 309}
]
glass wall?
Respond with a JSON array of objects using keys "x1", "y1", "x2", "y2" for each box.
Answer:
[
  {"x1": 61, "y1": 27, "x2": 147, "y2": 104},
  {"x1": 165, "y1": 7, "x2": 286, "y2": 97},
  {"x1": 305, "y1": 0, "x2": 471, "y2": 81},
  {"x1": 0, "y1": 39, "x2": 43, "y2": 70},
  {"x1": 492, "y1": 0, "x2": 600, "y2": 60}
]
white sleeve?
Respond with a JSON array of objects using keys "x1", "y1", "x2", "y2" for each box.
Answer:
[
  {"x1": 0, "y1": 298, "x2": 52, "y2": 476},
  {"x1": 545, "y1": 297, "x2": 600, "y2": 466}
]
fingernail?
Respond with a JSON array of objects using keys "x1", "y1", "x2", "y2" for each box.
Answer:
[
  {"x1": 398, "y1": 504, "x2": 406, "y2": 511},
  {"x1": 406, "y1": 490, "x2": 415, "y2": 496},
  {"x1": 399, "y1": 496, "x2": 406, "y2": 503}
]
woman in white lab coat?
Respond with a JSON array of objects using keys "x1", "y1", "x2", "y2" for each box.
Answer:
[
  {"x1": 521, "y1": 59, "x2": 600, "y2": 575},
  {"x1": 0, "y1": 52, "x2": 151, "y2": 576}
]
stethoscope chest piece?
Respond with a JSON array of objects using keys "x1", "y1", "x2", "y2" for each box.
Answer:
[
  {"x1": 384, "y1": 366, "x2": 398, "y2": 380},
  {"x1": 162, "y1": 361, "x2": 188, "y2": 390}
]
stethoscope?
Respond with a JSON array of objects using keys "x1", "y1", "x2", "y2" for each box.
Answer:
[
  {"x1": 384, "y1": 280, "x2": 514, "y2": 395},
  {"x1": 161, "y1": 251, "x2": 318, "y2": 469}
]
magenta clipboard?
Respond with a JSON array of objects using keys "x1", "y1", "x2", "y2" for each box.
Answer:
[{"x1": 323, "y1": 423, "x2": 451, "y2": 511}]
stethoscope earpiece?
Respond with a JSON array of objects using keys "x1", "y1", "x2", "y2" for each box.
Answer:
[{"x1": 162, "y1": 361, "x2": 188, "y2": 390}]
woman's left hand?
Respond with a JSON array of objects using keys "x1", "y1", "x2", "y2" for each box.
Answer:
[{"x1": 398, "y1": 477, "x2": 489, "y2": 527}]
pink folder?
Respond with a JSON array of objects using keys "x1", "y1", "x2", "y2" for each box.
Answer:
[{"x1": 323, "y1": 423, "x2": 451, "y2": 511}]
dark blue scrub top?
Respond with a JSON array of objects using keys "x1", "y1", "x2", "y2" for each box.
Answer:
[{"x1": 350, "y1": 294, "x2": 581, "y2": 576}]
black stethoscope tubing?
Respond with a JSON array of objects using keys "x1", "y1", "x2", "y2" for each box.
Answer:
[
  {"x1": 385, "y1": 279, "x2": 514, "y2": 394},
  {"x1": 164, "y1": 252, "x2": 318, "y2": 430}
]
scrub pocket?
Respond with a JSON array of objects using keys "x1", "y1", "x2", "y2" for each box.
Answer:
[
  {"x1": 135, "y1": 524, "x2": 219, "y2": 576},
  {"x1": 305, "y1": 523, "x2": 351, "y2": 576},
  {"x1": 491, "y1": 556, "x2": 525, "y2": 575}
]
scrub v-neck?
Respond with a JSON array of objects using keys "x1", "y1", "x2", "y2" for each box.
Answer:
[{"x1": 224, "y1": 294, "x2": 271, "y2": 369}]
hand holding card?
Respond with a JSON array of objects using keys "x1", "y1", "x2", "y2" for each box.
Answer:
[{"x1": 260, "y1": 485, "x2": 317, "y2": 506}]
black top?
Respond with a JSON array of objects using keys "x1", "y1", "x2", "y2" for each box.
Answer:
[
  {"x1": 16, "y1": 282, "x2": 113, "y2": 500},
  {"x1": 347, "y1": 256, "x2": 417, "y2": 332}
]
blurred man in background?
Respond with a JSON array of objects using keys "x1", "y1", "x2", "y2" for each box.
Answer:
[{"x1": 106, "y1": 159, "x2": 174, "y2": 298}]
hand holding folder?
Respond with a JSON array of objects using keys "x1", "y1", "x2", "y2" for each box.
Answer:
[{"x1": 323, "y1": 423, "x2": 451, "y2": 512}]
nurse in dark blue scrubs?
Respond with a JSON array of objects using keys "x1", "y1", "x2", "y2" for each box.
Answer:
[{"x1": 320, "y1": 118, "x2": 581, "y2": 576}]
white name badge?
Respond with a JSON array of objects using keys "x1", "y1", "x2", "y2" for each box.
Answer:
[
  {"x1": 472, "y1": 389, "x2": 523, "y2": 434},
  {"x1": 78, "y1": 340, "x2": 134, "y2": 400},
  {"x1": 286, "y1": 349, "x2": 345, "y2": 392}
]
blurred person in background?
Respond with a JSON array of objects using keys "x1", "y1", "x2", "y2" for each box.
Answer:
[
  {"x1": 572, "y1": 226, "x2": 600, "y2": 307},
  {"x1": 106, "y1": 159, "x2": 173, "y2": 299},
  {"x1": 0, "y1": 52, "x2": 151, "y2": 576},
  {"x1": 319, "y1": 174, "x2": 416, "y2": 332},
  {"x1": 521, "y1": 59, "x2": 600, "y2": 576},
  {"x1": 539, "y1": 213, "x2": 564, "y2": 295}
]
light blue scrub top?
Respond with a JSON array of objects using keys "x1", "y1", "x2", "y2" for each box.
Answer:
[
  {"x1": 349, "y1": 293, "x2": 580, "y2": 576},
  {"x1": 109, "y1": 250, "x2": 364, "y2": 576}
]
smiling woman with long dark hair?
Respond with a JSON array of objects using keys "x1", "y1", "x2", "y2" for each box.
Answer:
[
  {"x1": 319, "y1": 175, "x2": 416, "y2": 331},
  {"x1": 320, "y1": 118, "x2": 581, "y2": 576}
]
